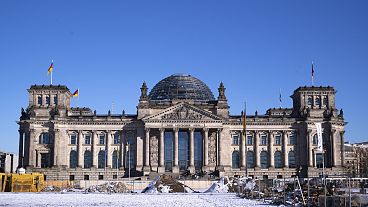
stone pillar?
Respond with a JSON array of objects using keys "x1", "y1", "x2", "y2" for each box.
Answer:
[
  {"x1": 254, "y1": 131, "x2": 260, "y2": 168},
  {"x1": 283, "y1": 131, "x2": 288, "y2": 168},
  {"x1": 53, "y1": 129, "x2": 59, "y2": 167},
  {"x1": 340, "y1": 131, "x2": 345, "y2": 167},
  {"x1": 158, "y1": 128, "x2": 165, "y2": 173},
  {"x1": 269, "y1": 131, "x2": 274, "y2": 168},
  {"x1": 18, "y1": 130, "x2": 24, "y2": 168},
  {"x1": 120, "y1": 131, "x2": 125, "y2": 169},
  {"x1": 240, "y1": 131, "x2": 246, "y2": 169},
  {"x1": 106, "y1": 131, "x2": 111, "y2": 168},
  {"x1": 331, "y1": 129, "x2": 336, "y2": 167},
  {"x1": 203, "y1": 128, "x2": 209, "y2": 170},
  {"x1": 188, "y1": 128, "x2": 195, "y2": 173},
  {"x1": 143, "y1": 128, "x2": 150, "y2": 174},
  {"x1": 92, "y1": 131, "x2": 98, "y2": 168},
  {"x1": 78, "y1": 131, "x2": 83, "y2": 168},
  {"x1": 307, "y1": 130, "x2": 313, "y2": 167},
  {"x1": 172, "y1": 128, "x2": 179, "y2": 173}
]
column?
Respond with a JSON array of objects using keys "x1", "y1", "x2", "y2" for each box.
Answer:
[
  {"x1": 240, "y1": 131, "x2": 246, "y2": 168},
  {"x1": 29, "y1": 129, "x2": 35, "y2": 167},
  {"x1": 283, "y1": 131, "x2": 288, "y2": 168},
  {"x1": 144, "y1": 128, "x2": 150, "y2": 171},
  {"x1": 172, "y1": 128, "x2": 179, "y2": 173},
  {"x1": 106, "y1": 131, "x2": 111, "y2": 168},
  {"x1": 92, "y1": 131, "x2": 98, "y2": 168},
  {"x1": 203, "y1": 128, "x2": 209, "y2": 167},
  {"x1": 254, "y1": 131, "x2": 260, "y2": 168},
  {"x1": 18, "y1": 130, "x2": 24, "y2": 167},
  {"x1": 78, "y1": 131, "x2": 83, "y2": 168},
  {"x1": 307, "y1": 130, "x2": 313, "y2": 167},
  {"x1": 189, "y1": 128, "x2": 195, "y2": 173},
  {"x1": 120, "y1": 131, "x2": 125, "y2": 168},
  {"x1": 331, "y1": 129, "x2": 336, "y2": 167},
  {"x1": 340, "y1": 131, "x2": 345, "y2": 167},
  {"x1": 269, "y1": 131, "x2": 274, "y2": 168},
  {"x1": 158, "y1": 128, "x2": 165, "y2": 172},
  {"x1": 53, "y1": 129, "x2": 59, "y2": 167}
]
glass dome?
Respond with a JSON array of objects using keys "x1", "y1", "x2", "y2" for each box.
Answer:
[{"x1": 148, "y1": 74, "x2": 215, "y2": 102}]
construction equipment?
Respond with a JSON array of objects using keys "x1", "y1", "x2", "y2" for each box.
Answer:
[{"x1": 0, "y1": 172, "x2": 44, "y2": 192}]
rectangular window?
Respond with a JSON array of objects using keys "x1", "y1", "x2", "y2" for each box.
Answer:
[
  {"x1": 113, "y1": 174, "x2": 117, "y2": 179},
  {"x1": 99, "y1": 135, "x2": 105, "y2": 145},
  {"x1": 37, "y1": 95, "x2": 42, "y2": 105},
  {"x1": 289, "y1": 134, "x2": 296, "y2": 145},
  {"x1": 323, "y1": 96, "x2": 328, "y2": 106},
  {"x1": 84, "y1": 175, "x2": 89, "y2": 180},
  {"x1": 69, "y1": 175, "x2": 75, "y2": 181},
  {"x1": 247, "y1": 135, "x2": 253, "y2": 145},
  {"x1": 46, "y1": 95, "x2": 50, "y2": 106},
  {"x1": 315, "y1": 97, "x2": 321, "y2": 106},
  {"x1": 232, "y1": 135, "x2": 239, "y2": 145},
  {"x1": 275, "y1": 135, "x2": 281, "y2": 145},
  {"x1": 85, "y1": 135, "x2": 91, "y2": 145},
  {"x1": 261, "y1": 135, "x2": 268, "y2": 145},
  {"x1": 41, "y1": 153, "x2": 51, "y2": 168},
  {"x1": 54, "y1": 95, "x2": 58, "y2": 105},
  {"x1": 70, "y1": 135, "x2": 77, "y2": 145},
  {"x1": 113, "y1": 134, "x2": 120, "y2": 145},
  {"x1": 98, "y1": 175, "x2": 104, "y2": 180},
  {"x1": 307, "y1": 96, "x2": 313, "y2": 106}
]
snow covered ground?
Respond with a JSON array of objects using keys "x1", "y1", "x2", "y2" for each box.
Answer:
[{"x1": 0, "y1": 193, "x2": 275, "y2": 207}]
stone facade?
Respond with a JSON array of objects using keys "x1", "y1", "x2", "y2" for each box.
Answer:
[{"x1": 18, "y1": 74, "x2": 346, "y2": 180}]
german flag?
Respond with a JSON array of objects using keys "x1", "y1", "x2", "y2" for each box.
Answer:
[
  {"x1": 72, "y1": 89, "x2": 79, "y2": 97},
  {"x1": 47, "y1": 61, "x2": 53, "y2": 74}
]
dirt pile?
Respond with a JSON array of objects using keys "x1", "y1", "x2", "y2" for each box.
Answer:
[
  {"x1": 142, "y1": 175, "x2": 196, "y2": 193},
  {"x1": 84, "y1": 182, "x2": 129, "y2": 193}
]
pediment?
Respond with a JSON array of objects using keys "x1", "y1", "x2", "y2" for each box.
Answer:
[{"x1": 142, "y1": 103, "x2": 223, "y2": 122}]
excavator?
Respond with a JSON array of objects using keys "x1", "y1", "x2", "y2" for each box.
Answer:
[{"x1": 0, "y1": 168, "x2": 44, "y2": 192}]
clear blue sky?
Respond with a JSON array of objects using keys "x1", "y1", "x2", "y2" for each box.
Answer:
[{"x1": 1, "y1": 0, "x2": 367, "y2": 153}]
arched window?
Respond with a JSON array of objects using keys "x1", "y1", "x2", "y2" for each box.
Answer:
[
  {"x1": 274, "y1": 151, "x2": 283, "y2": 168},
  {"x1": 69, "y1": 150, "x2": 77, "y2": 168},
  {"x1": 260, "y1": 151, "x2": 269, "y2": 169},
  {"x1": 112, "y1": 150, "x2": 119, "y2": 169},
  {"x1": 247, "y1": 151, "x2": 254, "y2": 168},
  {"x1": 313, "y1": 134, "x2": 318, "y2": 145},
  {"x1": 39, "y1": 133, "x2": 50, "y2": 144},
  {"x1": 232, "y1": 151, "x2": 240, "y2": 168},
  {"x1": 98, "y1": 150, "x2": 106, "y2": 168},
  {"x1": 307, "y1": 96, "x2": 313, "y2": 106},
  {"x1": 84, "y1": 150, "x2": 92, "y2": 168},
  {"x1": 288, "y1": 151, "x2": 296, "y2": 168}
]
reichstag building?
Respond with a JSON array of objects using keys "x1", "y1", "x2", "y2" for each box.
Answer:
[{"x1": 18, "y1": 74, "x2": 346, "y2": 180}]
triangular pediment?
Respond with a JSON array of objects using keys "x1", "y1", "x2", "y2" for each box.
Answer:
[{"x1": 142, "y1": 103, "x2": 223, "y2": 122}]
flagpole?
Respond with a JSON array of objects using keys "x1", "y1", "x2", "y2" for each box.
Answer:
[
  {"x1": 243, "y1": 101, "x2": 247, "y2": 178},
  {"x1": 311, "y1": 61, "x2": 314, "y2": 86},
  {"x1": 50, "y1": 71, "x2": 53, "y2": 85},
  {"x1": 77, "y1": 88, "x2": 79, "y2": 108},
  {"x1": 279, "y1": 88, "x2": 282, "y2": 108}
]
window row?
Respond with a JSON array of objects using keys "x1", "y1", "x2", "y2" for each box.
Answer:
[
  {"x1": 69, "y1": 148, "x2": 135, "y2": 169},
  {"x1": 231, "y1": 151, "x2": 296, "y2": 169},
  {"x1": 69, "y1": 133, "x2": 121, "y2": 145},
  {"x1": 306, "y1": 95, "x2": 328, "y2": 107},
  {"x1": 232, "y1": 133, "x2": 297, "y2": 146},
  {"x1": 37, "y1": 94, "x2": 58, "y2": 106}
]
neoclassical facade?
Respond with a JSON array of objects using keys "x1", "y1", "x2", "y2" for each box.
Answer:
[{"x1": 18, "y1": 74, "x2": 346, "y2": 180}]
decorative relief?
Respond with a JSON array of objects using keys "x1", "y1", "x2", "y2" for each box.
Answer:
[
  {"x1": 161, "y1": 106, "x2": 204, "y2": 120},
  {"x1": 208, "y1": 132, "x2": 217, "y2": 165},
  {"x1": 150, "y1": 135, "x2": 159, "y2": 166}
]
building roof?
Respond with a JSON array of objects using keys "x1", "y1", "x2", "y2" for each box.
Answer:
[
  {"x1": 148, "y1": 74, "x2": 215, "y2": 102},
  {"x1": 29, "y1": 85, "x2": 69, "y2": 91}
]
